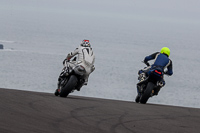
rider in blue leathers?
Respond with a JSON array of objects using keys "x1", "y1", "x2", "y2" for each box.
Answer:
[
  {"x1": 144, "y1": 53, "x2": 173, "y2": 76},
  {"x1": 136, "y1": 47, "x2": 173, "y2": 99}
]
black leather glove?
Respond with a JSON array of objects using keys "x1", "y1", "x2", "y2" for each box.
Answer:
[
  {"x1": 143, "y1": 59, "x2": 150, "y2": 66},
  {"x1": 144, "y1": 61, "x2": 150, "y2": 66},
  {"x1": 63, "y1": 59, "x2": 68, "y2": 65}
]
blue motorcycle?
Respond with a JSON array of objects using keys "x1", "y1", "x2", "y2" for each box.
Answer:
[{"x1": 135, "y1": 62, "x2": 166, "y2": 104}]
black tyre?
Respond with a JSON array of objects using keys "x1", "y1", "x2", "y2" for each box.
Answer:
[
  {"x1": 140, "y1": 82, "x2": 154, "y2": 104},
  {"x1": 60, "y1": 75, "x2": 78, "y2": 97}
]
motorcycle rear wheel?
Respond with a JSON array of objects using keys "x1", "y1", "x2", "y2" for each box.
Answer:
[
  {"x1": 60, "y1": 75, "x2": 78, "y2": 97},
  {"x1": 140, "y1": 82, "x2": 154, "y2": 104}
]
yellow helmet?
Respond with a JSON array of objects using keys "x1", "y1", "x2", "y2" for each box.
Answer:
[{"x1": 160, "y1": 47, "x2": 170, "y2": 57}]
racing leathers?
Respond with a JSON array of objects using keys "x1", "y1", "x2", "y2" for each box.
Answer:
[
  {"x1": 64, "y1": 45, "x2": 95, "y2": 85},
  {"x1": 143, "y1": 52, "x2": 173, "y2": 76}
]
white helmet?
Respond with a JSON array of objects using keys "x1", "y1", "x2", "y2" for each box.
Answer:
[{"x1": 80, "y1": 39, "x2": 91, "y2": 47}]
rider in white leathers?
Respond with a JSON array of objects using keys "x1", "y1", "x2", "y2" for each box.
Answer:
[
  {"x1": 55, "y1": 39, "x2": 95, "y2": 95},
  {"x1": 64, "y1": 39, "x2": 95, "y2": 85}
]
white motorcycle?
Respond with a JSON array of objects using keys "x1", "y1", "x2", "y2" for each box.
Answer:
[{"x1": 54, "y1": 60, "x2": 86, "y2": 97}]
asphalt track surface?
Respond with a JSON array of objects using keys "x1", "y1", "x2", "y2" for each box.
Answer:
[{"x1": 1, "y1": 88, "x2": 200, "y2": 133}]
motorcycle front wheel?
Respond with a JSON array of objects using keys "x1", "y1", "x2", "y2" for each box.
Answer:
[
  {"x1": 140, "y1": 82, "x2": 154, "y2": 104},
  {"x1": 60, "y1": 75, "x2": 78, "y2": 97}
]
